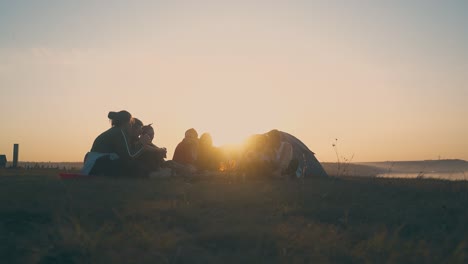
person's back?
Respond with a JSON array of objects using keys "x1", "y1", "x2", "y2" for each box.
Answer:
[
  {"x1": 138, "y1": 124, "x2": 167, "y2": 172},
  {"x1": 197, "y1": 133, "x2": 222, "y2": 171},
  {"x1": 82, "y1": 110, "x2": 148, "y2": 176},
  {"x1": 172, "y1": 128, "x2": 198, "y2": 166},
  {"x1": 91, "y1": 126, "x2": 137, "y2": 161},
  {"x1": 173, "y1": 138, "x2": 197, "y2": 165}
]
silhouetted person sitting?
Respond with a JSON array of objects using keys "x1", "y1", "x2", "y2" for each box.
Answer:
[
  {"x1": 137, "y1": 124, "x2": 168, "y2": 172},
  {"x1": 82, "y1": 110, "x2": 154, "y2": 177},
  {"x1": 173, "y1": 128, "x2": 198, "y2": 165},
  {"x1": 239, "y1": 134, "x2": 273, "y2": 178},
  {"x1": 170, "y1": 128, "x2": 199, "y2": 175},
  {"x1": 196, "y1": 133, "x2": 222, "y2": 172}
]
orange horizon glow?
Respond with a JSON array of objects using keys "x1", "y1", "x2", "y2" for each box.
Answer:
[{"x1": 0, "y1": 1, "x2": 467, "y2": 163}]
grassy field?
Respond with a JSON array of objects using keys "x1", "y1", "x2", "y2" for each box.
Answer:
[{"x1": 0, "y1": 168, "x2": 467, "y2": 264}]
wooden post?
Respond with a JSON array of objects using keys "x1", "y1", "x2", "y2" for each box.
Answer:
[{"x1": 13, "y1": 144, "x2": 19, "y2": 168}]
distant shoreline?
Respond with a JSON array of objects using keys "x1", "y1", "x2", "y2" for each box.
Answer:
[
  {"x1": 4, "y1": 161, "x2": 83, "y2": 170},
  {"x1": 6, "y1": 158, "x2": 466, "y2": 163},
  {"x1": 4, "y1": 159, "x2": 467, "y2": 176}
]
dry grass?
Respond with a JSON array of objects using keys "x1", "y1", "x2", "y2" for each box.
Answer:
[{"x1": 0, "y1": 168, "x2": 467, "y2": 263}]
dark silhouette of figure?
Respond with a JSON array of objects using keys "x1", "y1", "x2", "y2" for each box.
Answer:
[
  {"x1": 196, "y1": 133, "x2": 222, "y2": 171},
  {"x1": 239, "y1": 134, "x2": 273, "y2": 178},
  {"x1": 172, "y1": 128, "x2": 199, "y2": 166},
  {"x1": 137, "y1": 124, "x2": 168, "y2": 172},
  {"x1": 169, "y1": 128, "x2": 199, "y2": 175},
  {"x1": 82, "y1": 110, "x2": 153, "y2": 177}
]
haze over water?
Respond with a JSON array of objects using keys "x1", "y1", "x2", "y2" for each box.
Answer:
[{"x1": 378, "y1": 172, "x2": 467, "y2": 181}]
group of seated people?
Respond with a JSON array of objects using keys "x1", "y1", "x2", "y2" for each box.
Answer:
[
  {"x1": 82, "y1": 110, "x2": 298, "y2": 178},
  {"x1": 171, "y1": 128, "x2": 223, "y2": 174}
]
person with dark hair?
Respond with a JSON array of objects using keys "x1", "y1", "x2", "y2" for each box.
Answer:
[
  {"x1": 130, "y1": 118, "x2": 144, "y2": 143},
  {"x1": 137, "y1": 124, "x2": 169, "y2": 173},
  {"x1": 196, "y1": 133, "x2": 222, "y2": 171},
  {"x1": 173, "y1": 128, "x2": 199, "y2": 166},
  {"x1": 141, "y1": 124, "x2": 154, "y2": 140},
  {"x1": 169, "y1": 128, "x2": 199, "y2": 175},
  {"x1": 108, "y1": 110, "x2": 132, "y2": 127},
  {"x1": 81, "y1": 110, "x2": 155, "y2": 177}
]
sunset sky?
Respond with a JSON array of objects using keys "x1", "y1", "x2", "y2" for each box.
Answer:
[{"x1": 0, "y1": 0, "x2": 467, "y2": 163}]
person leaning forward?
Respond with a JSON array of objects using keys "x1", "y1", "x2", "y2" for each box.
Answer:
[
  {"x1": 82, "y1": 110, "x2": 154, "y2": 177},
  {"x1": 137, "y1": 124, "x2": 168, "y2": 172}
]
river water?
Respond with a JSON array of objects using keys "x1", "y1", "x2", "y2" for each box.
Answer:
[{"x1": 377, "y1": 171, "x2": 467, "y2": 181}]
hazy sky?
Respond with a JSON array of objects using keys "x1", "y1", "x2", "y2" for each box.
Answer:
[{"x1": 1, "y1": 0, "x2": 467, "y2": 162}]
